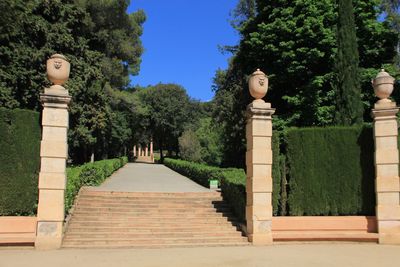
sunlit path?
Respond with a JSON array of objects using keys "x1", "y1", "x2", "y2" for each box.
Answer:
[{"x1": 92, "y1": 163, "x2": 212, "y2": 193}]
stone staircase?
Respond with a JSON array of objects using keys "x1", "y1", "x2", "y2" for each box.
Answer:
[{"x1": 62, "y1": 188, "x2": 248, "y2": 248}]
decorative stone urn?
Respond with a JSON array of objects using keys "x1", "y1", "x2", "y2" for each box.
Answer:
[
  {"x1": 372, "y1": 69, "x2": 395, "y2": 103},
  {"x1": 249, "y1": 69, "x2": 268, "y2": 102},
  {"x1": 46, "y1": 54, "x2": 70, "y2": 95}
]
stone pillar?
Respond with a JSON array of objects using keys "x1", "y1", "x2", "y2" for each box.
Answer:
[
  {"x1": 150, "y1": 140, "x2": 154, "y2": 162},
  {"x1": 371, "y1": 69, "x2": 400, "y2": 244},
  {"x1": 245, "y1": 69, "x2": 274, "y2": 245},
  {"x1": 36, "y1": 54, "x2": 71, "y2": 249},
  {"x1": 133, "y1": 145, "x2": 136, "y2": 157},
  {"x1": 145, "y1": 146, "x2": 148, "y2": 157},
  {"x1": 139, "y1": 146, "x2": 142, "y2": 157},
  {"x1": 246, "y1": 101, "x2": 275, "y2": 245}
]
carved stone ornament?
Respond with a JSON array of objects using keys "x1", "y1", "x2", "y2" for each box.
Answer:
[
  {"x1": 46, "y1": 54, "x2": 70, "y2": 86},
  {"x1": 249, "y1": 69, "x2": 268, "y2": 101},
  {"x1": 372, "y1": 69, "x2": 395, "y2": 103}
]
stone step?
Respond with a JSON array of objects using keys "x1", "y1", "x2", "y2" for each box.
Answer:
[
  {"x1": 63, "y1": 189, "x2": 246, "y2": 248},
  {"x1": 71, "y1": 210, "x2": 233, "y2": 217},
  {"x1": 69, "y1": 216, "x2": 234, "y2": 222},
  {"x1": 62, "y1": 241, "x2": 249, "y2": 249},
  {"x1": 76, "y1": 199, "x2": 223, "y2": 206},
  {"x1": 273, "y1": 231, "x2": 378, "y2": 242},
  {"x1": 80, "y1": 189, "x2": 221, "y2": 198},
  {"x1": 64, "y1": 231, "x2": 244, "y2": 239},
  {"x1": 67, "y1": 221, "x2": 239, "y2": 228},
  {"x1": 63, "y1": 236, "x2": 247, "y2": 244},
  {"x1": 75, "y1": 201, "x2": 228, "y2": 208},
  {"x1": 65, "y1": 226, "x2": 241, "y2": 232},
  {"x1": 73, "y1": 207, "x2": 231, "y2": 213}
]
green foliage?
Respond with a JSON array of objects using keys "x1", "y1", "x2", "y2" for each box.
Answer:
[
  {"x1": 380, "y1": 0, "x2": 400, "y2": 65},
  {"x1": 219, "y1": 170, "x2": 246, "y2": 222},
  {"x1": 0, "y1": 0, "x2": 145, "y2": 164},
  {"x1": 164, "y1": 134, "x2": 281, "y2": 220},
  {"x1": 285, "y1": 126, "x2": 375, "y2": 216},
  {"x1": 334, "y1": 0, "x2": 363, "y2": 125},
  {"x1": 0, "y1": 108, "x2": 40, "y2": 215},
  {"x1": 272, "y1": 132, "x2": 281, "y2": 215},
  {"x1": 179, "y1": 118, "x2": 224, "y2": 166},
  {"x1": 164, "y1": 158, "x2": 247, "y2": 221},
  {"x1": 195, "y1": 118, "x2": 224, "y2": 166},
  {"x1": 163, "y1": 158, "x2": 222, "y2": 188},
  {"x1": 65, "y1": 156, "x2": 128, "y2": 213},
  {"x1": 178, "y1": 130, "x2": 203, "y2": 163},
  {"x1": 213, "y1": 0, "x2": 398, "y2": 167},
  {"x1": 136, "y1": 84, "x2": 191, "y2": 160}
]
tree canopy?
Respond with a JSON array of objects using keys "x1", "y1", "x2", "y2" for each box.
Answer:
[
  {"x1": 0, "y1": 0, "x2": 146, "y2": 163},
  {"x1": 213, "y1": 0, "x2": 398, "y2": 167}
]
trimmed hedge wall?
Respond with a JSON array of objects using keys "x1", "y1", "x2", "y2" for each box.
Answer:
[
  {"x1": 65, "y1": 157, "x2": 128, "y2": 213},
  {"x1": 286, "y1": 126, "x2": 375, "y2": 216},
  {"x1": 164, "y1": 133, "x2": 281, "y2": 221},
  {"x1": 164, "y1": 158, "x2": 247, "y2": 221},
  {"x1": 0, "y1": 108, "x2": 41, "y2": 216}
]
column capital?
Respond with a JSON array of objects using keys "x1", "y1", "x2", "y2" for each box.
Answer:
[
  {"x1": 371, "y1": 102, "x2": 399, "y2": 120},
  {"x1": 247, "y1": 101, "x2": 275, "y2": 119},
  {"x1": 40, "y1": 92, "x2": 71, "y2": 106}
]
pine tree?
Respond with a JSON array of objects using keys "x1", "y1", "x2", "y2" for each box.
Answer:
[{"x1": 334, "y1": 0, "x2": 364, "y2": 125}]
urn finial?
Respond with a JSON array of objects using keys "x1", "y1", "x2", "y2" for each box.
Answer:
[
  {"x1": 46, "y1": 54, "x2": 70, "y2": 95},
  {"x1": 248, "y1": 68, "x2": 268, "y2": 102},
  {"x1": 372, "y1": 69, "x2": 395, "y2": 104}
]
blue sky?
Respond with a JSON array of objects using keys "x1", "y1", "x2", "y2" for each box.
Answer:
[{"x1": 128, "y1": 0, "x2": 239, "y2": 101}]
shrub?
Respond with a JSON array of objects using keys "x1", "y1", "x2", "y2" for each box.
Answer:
[
  {"x1": 0, "y1": 108, "x2": 40, "y2": 216},
  {"x1": 285, "y1": 126, "x2": 375, "y2": 216},
  {"x1": 65, "y1": 156, "x2": 128, "y2": 213},
  {"x1": 164, "y1": 133, "x2": 281, "y2": 222},
  {"x1": 178, "y1": 129, "x2": 202, "y2": 163},
  {"x1": 219, "y1": 169, "x2": 246, "y2": 221},
  {"x1": 164, "y1": 158, "x2": 220, "y2": 187}
]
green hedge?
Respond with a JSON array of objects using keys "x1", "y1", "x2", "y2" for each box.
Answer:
[
  {"x1": 65, "y1": 157, "x2": 128, "y2": 213},
  {"x1": 0, "y1": 108, "x2": 41, "y2": 216},
  {"x1": 164, "y1": 158, "x2": 222, "y2": 187},
  {"x1": 286, "y1": 126, "x2": 375, "y2": 216},
  {"x1": 164, "y1": 158, "x2": 247, "y2": 221},
  {"x1": 164, "y1": 133, "x2": 281, "y2": 222}
]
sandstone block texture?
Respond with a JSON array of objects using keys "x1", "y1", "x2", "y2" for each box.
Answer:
[
  {"x1": 245, "y1": 101, "x2": 275, "y2": 245},
  {"x1": 36, "y1": 93, "x2": 71, "y2": 250},
  {"x1": 372, "y1": 102, "x2": 400, "y2": 244}
]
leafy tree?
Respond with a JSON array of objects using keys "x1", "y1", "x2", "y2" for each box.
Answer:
[
  {"x1": 213, "y1": 0, "x2": 398, "y2": 167},
  {"x1": 334, "y1": 0, "x2": 364, "y2": 125},
  {"x1": 178, "y1": 130, "x2": 202, "y2": 163},
  {"x1": 0, "y1": 0, "x2": 146, "y2": 164},
  {"x1": 138, "y1": 84, "x2": 190, "y2": 161},
  {"x1": 195, "y1": 118, "x2": 224, "y2": 166},
  {"x1": 381, "y1": 0, "x2": 400, "y2": 64},
  {"x1": 76, "y1": 0, "x2": 146, "y2": 89}
]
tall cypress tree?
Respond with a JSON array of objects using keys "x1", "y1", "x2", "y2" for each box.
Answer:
[{"x1": 334, "y1": 0, "x2": 364, "y2": 125}]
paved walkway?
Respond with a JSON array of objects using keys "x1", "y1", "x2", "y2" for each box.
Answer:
[
  {"x1": 1, "y1": 244, "x2": 399, "y2": 267},
  {"x1": 92, "y1": 163, "x2": 212, "y2": 192}
]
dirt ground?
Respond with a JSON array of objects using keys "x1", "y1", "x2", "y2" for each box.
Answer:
[{"x1": 1, "y1": 243, "x2": 399, "y2": 267}]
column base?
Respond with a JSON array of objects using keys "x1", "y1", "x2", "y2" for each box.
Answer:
[
  {"x1": 248, "y1": 233, "x2": 273, "y2": 245},
  {"x1": 35, "y1": 236, "x2": 62, "y2": 250},
  {"x1": 35, "y1": 221, "x2": 63, "y2": 250},
  {"x1": 379, "y1": 233, "x2": 400, "y2": 245}
]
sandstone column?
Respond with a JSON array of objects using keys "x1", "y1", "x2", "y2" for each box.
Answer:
[
  {"x1": 36, "y1": 54, "x2": 71, "y2": 249},
  {"x1": 145, "y1": 146, "x2": 148, "y2": 157},
  {"x1": 371, "y1": 69, "x2": 400, "y2": 244},
  {"x1": 246, "y1": 69, "x2": 274, "y2": 245},
  {"x1": 150, "y1": 140, "x2": 154, "y2": 162},
  {"x1": 133, "y1": 145, "x2": 136, "y2": 157}
]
